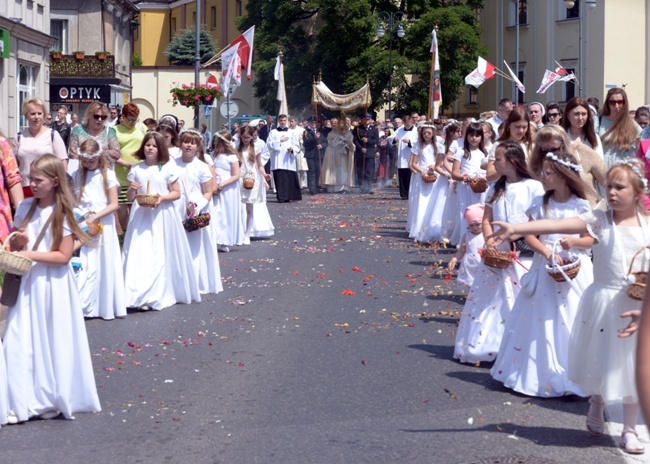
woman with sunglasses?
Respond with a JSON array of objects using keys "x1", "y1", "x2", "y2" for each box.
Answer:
[
  {"x1": 69, "y1": 102, "x2": 121, "y2": 168},
  {"x1": 114, "y1": 102, "x2": 147, "y2": 231},
  {"x1": 598, "y1": 88, "x2": 642, "y2": 168},
  {"x1": 561, "y1": 97, "x2": 604, "y2": 157},
  {"x1": 530, "y1": 125, "x2": 605, "y2": 207}
]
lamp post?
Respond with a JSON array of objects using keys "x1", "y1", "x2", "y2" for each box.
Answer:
[
  {"x1": 564, "y1": 0, "x2": 597, "y2": 98},
  {"x1": 376, "y1": 11, "x2": 406, "y2": 119}
]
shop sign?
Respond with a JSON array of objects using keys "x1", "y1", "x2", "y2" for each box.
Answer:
[
  {"x1": 0, "y1": 30, "x2": 10, "y2": 59},
  {"x1": 51, "y1": 85, "x2": 111, "y2": 103}
]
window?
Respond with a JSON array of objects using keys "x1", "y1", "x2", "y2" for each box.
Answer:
[
  {"x1": 171, "y1": 17, "x2": 177, "y2": 34},
  {"x1": 50, "y1": 19, "x2": 68, "y2": 53},
  {"x1": 467, "y1": 87, "x2": 478, "y2": 105},
  {"x1": 192, "y1": 11, "x2": 196, "y2": 25},
  {"x1": 211, "y1": 6, "x2": 217, "y2": 29},
  {"x1": 17, "y1": 64, "x2": 36, "y2": 133},
  {"x1": 564, "y1": 67, "x2": 576, "y2": 102},
  {"x1": 236, "y1": 0, "x2": 243, "y2": 17},
  {"x1": 508, "y1": 0, "x2": 527, "y2": 26},
  {"x1": 516, "y1": 69, "x2": 525, "y2": 104},
  {"x1": 566, "y1": 2, "x2": 579, "y2": 19}
]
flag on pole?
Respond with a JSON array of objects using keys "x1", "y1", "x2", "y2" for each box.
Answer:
[
  {"x1": 221, "y1": 43, "x2": 241, "y2": 92},
  {"x1": 428, "y1": 29, "x2": 442, "y2": 120},
  {"x1": 464, "y1": 57, "x2": 496, "y2": 88},
  {"x1": 503, "y1": 61, "x2": 525, "y2": 94},
  {"x1": 274, "y1": 55, "x2": 288, "y2": 116},
  {"x1": 229, "y1": 26, "x2": 255, "y2": 80},
  {"x1": 536, "y1": 66, "x2": 576, "y2": 94}
]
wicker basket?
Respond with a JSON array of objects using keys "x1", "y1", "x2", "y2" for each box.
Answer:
[
  {"x1": 243, "y1": 170, "x2": 255, "y2": 190},
  {"x1": 469, "y1": 177, "x2": 488, "y2": 193},
  {"x1": 627, "y1": 246, "x2": 650, "y2": 301},
  {"x1": 422, "y1": 171, "x2": 438, "y2": 183},
  {"x1": 0, "y1": 232, "x2": 33, "y2": 276},
  {"x1": 546, "y1": 257, "x2": 581, "y2": 282},
  {"x1": 183, "y1": 213, "x2": 211, "y2": 232},
  {"x1": 481, "y1": 245, "x2": 514, "y2": 269},
  {"x1": 136, "y1": 180, "x2": 159, "y2": 207}
]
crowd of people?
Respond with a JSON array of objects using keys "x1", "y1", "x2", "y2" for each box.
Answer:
[
  {"x1": 1, "y1": 88, "x2": 650, "y2": 450},
  {"x1": 398, "y1": 89, "x2": 649, "y2": 455}
]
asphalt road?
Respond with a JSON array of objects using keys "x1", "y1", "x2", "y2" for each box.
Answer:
[{"x1": 0, "y1": 187, "x2": 629, "y2": 464}]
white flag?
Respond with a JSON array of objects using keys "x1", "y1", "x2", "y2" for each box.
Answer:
[
  {"x1": 536, "y1": 68, "x2": 574, "y2": 94},
  {"x1": 503, "y1": 61, "x2": 525, "y2": 93},
  {"x1": 274, "y1": 56, "x2": 288, "y2": 116},
  {"x1": 221, "y1": 43, "x2": 241, "y2": 93},
  {"x1": 464, "y1": 57, "x2": 496, "y2": 88}
]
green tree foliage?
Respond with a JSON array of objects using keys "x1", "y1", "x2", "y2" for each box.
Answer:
[
  {"x1": 165, "y1": 28, "x2": 218, "y2": 66},
  {"x1": 239, "y1": 0, "x2": 485, "y2": 115}
]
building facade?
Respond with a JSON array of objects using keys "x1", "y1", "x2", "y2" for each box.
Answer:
[
  {"x1": 0, "y1": 1, "x2": 56, "y2": 137},
  {"x1": 50, "y1": 0, "x2": 139, "y2": 121},
  {"x1": 459, "y1": 0, "x2": 650, "y2": 116}
]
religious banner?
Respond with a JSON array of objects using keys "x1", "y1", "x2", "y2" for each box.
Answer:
[
  {"x1": 427, "y1": 29, "x2": 442, "y2": 120},
  {"x1": 311, "y1": 81, "x2": 372, "y2": 111}
]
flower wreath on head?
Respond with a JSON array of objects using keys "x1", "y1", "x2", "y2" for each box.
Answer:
[
  {"x1": 545, "y1": 152, "x2": 582, "y2": 172},
  {"x1": 616, "y1": 159, "x2": 649, "y2": 191}
]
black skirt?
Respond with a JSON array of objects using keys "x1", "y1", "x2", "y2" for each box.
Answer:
[{"x1": 273, "y1": 169, "x2": 302, "y2": 202}]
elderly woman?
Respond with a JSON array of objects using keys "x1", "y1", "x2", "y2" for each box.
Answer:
[
  {"x1": 69, "y1": 101, "x2": 121, "y2": 165},
  {"x1": 13, "y1": 98, "x2": 67, "y2": 197},
  {"x1": 530, "y1": 125, "x2": 606, "y2": 207},
  {"x1": 114, "y1": 102, "x2": 147, "y2": 230}
]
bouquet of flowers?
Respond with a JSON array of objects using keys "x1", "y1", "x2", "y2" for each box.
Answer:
[{"x1": 170, "y1": 82, "x2": 222, "y2": 108}]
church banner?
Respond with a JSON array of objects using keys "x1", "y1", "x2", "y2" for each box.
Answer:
[{"x1": 311, "y1": 81, "x2": 372, "y2": 111}]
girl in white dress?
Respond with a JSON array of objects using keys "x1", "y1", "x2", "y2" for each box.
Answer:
[
  {"x1": 490, "y1": 160, "x2": 649, "y2": 455},
  {"x1": 453, "y1": 141, "x2": 544, "y2": 364},
  {"x1": 491, "y1": 152, "x2": 594, "y2": 397},
  {"x1": 238, "y1": 125, "x2": 274, "y2": 243},
  {"x1": 441, "y1": 122, "x2": 463, "y2": 244},
  {"x1": 72, "y1": 139, "x2": 126, "y2": 319},
  {"x1": 212, "y1": 132, "x2": 245, "y2": 251},
  {"x1": 123, "y1": 132, "x2": 200, "y2": 310},
  {"x1": 4, "y1": 154, "x2": 101, "y2": 422},
  {"x1": 451, "y1": 122, "x2": 488, "y2": 233},
  {"x1": 406, "y1": 124, "x2": 437, "y2": 241},
  {"x1": 418, "y1": 136, "x2": 452, "y2": 243},
  {"x1": 175, "y1": 130, "x2": 223, "y2": 295},
  {"x1": 448, "y1": 204, "x2": 485, "y2": 288}
]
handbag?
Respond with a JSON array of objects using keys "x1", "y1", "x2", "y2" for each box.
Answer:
[{"x1": 0, "y1": 212, "x2": 54, "y2": 307}]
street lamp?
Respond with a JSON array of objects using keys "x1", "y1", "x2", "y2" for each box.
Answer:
[
  {"x1": 376, "y1": 11, "x2": 406, "y2": 119},
  {"x1": 564, "y1": 0, "x2": 597, "y2": 97}
]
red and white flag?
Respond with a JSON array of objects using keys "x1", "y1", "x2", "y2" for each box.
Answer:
[
  {"x1": 465, "y1": 57, "x2": 496, "y2": 88},
  {"x1": 221, "y1": 43, "x2": 242, "y2": 92},
  {"x1": 536, "y1": 66, "x2": 576, "y2": 94},
  {"x1": 228, "y1": 26, "x2": 255, "y2": 80},
  {"x1": 503, "y1": 61, "x2": 525, "y2": 94}
]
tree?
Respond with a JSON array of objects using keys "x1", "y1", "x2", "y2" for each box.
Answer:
[
  {"x1": 165, "y1": 28, "x2": 218, "y2": 66},
  {"x1": 238, "y1": 0, "x2": 485, "y2": 115}
]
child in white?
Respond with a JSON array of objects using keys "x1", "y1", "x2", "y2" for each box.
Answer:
[
  {"x1": 72, "y1": 139, "x2": 126, "y2": 319},
  {"x1": 451, "y1": 122, "x2": 488, "y2": 233},
  {"x1": 406, "y1": 124, "x2": 438, "y2": 241},
  {"x1": 441, "y1": 122, "x2": 463, "y2": 244},
  {"x1": 491, "y1": 152, "x2": 594, "y2": 397},
  {"x1": 239, "y1": 125, "x2": 275, "y2": 242},
  {"x1": 5, "y1": 155, "x2": 100, "y2": 422},
  {"x1": 453, "y1": 141, "x2": 543, "y2": 364},
  {"x1": 490, "y1": 159, "x2": 650, "y2": 455},
  {"x1": 175, "y1": 130, "x2": 223, "y2": 294},
  {"x1": 448, "y1": 204, "x2": 485, "y2": 288},
  {"x1": 123, "y1": 132, "x2": 200, "y2": 310},
  {"x1": 211, "y1": 132, "x2": 245, "y2": 251},
  {"x1": 418, "y1": 136, "x2": 453, "y2": 243}
]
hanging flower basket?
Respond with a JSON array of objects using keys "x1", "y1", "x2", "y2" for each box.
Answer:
[{"x1": 170, "y1": 82, "x2": 223, "y2": 109}]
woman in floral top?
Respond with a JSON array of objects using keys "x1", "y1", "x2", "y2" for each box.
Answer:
[
  {"x1": 69, "y1": 102, "x2": 120, "y2": 164},
  {"x1": 0, "y1": 130, "x2": 24, "y2": 242}
]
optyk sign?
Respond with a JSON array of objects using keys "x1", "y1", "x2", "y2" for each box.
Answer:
[{"x1": 51, "y1": 84, "x2": 111, "y2": 103}]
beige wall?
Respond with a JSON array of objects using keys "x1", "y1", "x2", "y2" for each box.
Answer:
[{"x1": 132, "y1": 66, "x2": 257, "y2": 134}]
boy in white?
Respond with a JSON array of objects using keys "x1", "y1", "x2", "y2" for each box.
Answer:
[{"x1": 267, "y1": 114, "x2": 302, "y2": 203}]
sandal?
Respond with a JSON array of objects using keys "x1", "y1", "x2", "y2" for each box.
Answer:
[
  {"x1": 586, "y1": 397, "x2": 605, "y2": 436},
  {"x1": 621, "y1": 429, "x2": 645, "y2": 455}
]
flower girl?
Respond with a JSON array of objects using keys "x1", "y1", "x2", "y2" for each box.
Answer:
[{"x1": 123, "y1": 132, "x2": 200, "y2": 310}]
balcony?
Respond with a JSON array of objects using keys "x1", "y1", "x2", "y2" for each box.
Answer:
[{"x1": 49, "y1": 54, "x2": 116, "y2": 79}]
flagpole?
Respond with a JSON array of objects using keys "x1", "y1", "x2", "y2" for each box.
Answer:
[
  {"x1": 514, "y1": 0, "x2": 520, "y2": 104},
  {"x1": 427, "y1": 35, "x2": 436, "y2": 121},
  {"x1": 194, "y1": 0, "x2": 201, "y2": 129}
]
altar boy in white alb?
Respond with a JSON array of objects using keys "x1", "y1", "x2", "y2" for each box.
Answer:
[{"x1": 267, "y1": 114, "x2": 302, "y2": 203}]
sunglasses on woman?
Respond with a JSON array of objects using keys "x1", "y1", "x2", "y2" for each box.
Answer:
[{"x1": 93, "y1": 114, "x2": 108, "y2": 120}]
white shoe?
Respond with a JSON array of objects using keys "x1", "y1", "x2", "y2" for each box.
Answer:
[
  {"x1": 243, "y1": 236, "x2": 250, "y2": 245},
  {"x1": 40, "y1": 410, "x2": 60, "y2": 420},
  {"x1": 218, "y1": 245, "x2": 230, "y2": 253},
  {"x1": 6, "y1": 412, "x2": 19, "y2": 424}
]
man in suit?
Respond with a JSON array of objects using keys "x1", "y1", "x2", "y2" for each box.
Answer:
[{"x1": 353, "y1": 113, "x2": 380, "y2": 194}]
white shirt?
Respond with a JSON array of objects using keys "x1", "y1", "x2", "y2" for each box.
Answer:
[
  {"x1": 267, "y1": 128, "x2": 300, "y2": 171},
  {"x1": 388, "y1": 125, "x2": 418, "y2": 169},
  {"x1": 487, "y1": 114, "x2": 504, "y2": 134}
]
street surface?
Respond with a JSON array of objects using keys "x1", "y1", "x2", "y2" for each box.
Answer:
[{"x1": 0, "y1": 187, "x2": 639, "y2": 463}]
